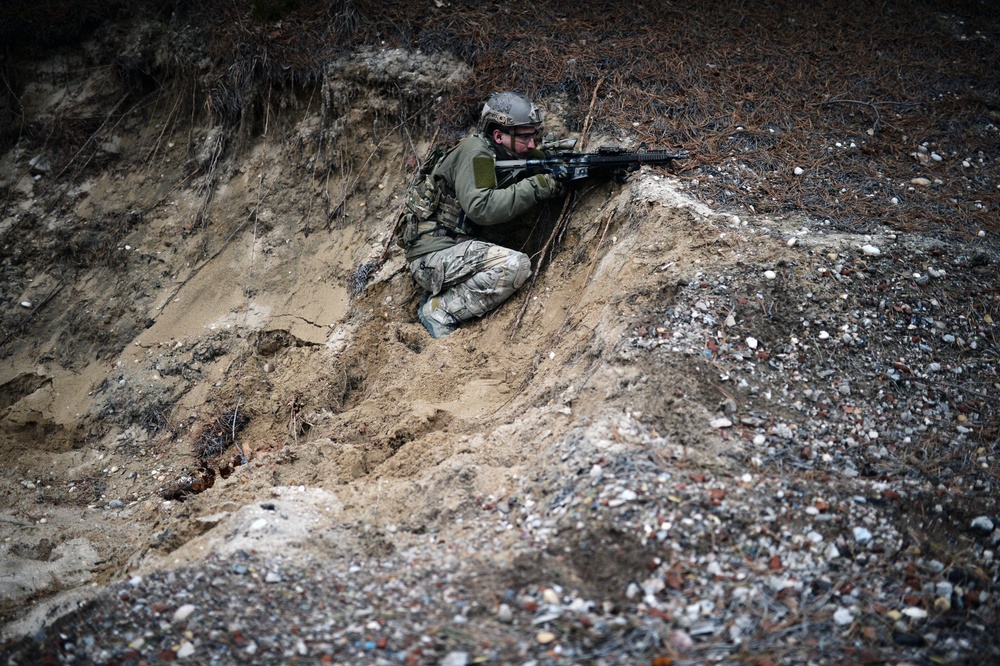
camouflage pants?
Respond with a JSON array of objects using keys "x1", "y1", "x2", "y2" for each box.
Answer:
[{"x1": 409, "y1": 240, "x2": 532, "y2": 323}]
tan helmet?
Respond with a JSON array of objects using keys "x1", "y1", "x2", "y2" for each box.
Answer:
[{"x1": 480, "y1": 92, "x2": 543, "y2": 133}]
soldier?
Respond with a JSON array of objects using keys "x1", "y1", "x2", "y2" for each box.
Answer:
[{"x1": 398, "y1": 92, "x2": 564, "y2": 338}]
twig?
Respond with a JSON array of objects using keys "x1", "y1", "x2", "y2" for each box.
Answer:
[{"x1": 578, "y1": 76, "x2": 605, "y2": 152}]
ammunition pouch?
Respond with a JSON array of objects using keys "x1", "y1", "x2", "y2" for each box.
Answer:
[{"x1": 396, "y1": 169, "x2": 474, "y2": 249}]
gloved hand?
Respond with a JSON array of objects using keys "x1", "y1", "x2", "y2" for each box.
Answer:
[{"x1": 531, "y1": 173, "x2": 563, "y2": 200}]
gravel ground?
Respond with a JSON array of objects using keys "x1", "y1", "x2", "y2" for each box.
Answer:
[{"x1": 3, "y1": 210, "x2": 997, "y2": 666}]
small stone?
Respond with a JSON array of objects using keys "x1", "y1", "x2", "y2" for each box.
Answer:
[
  {"x1": 710, "y1": 417, "x2": 733, "y2": 429},
  {"x1": 818, "y1": 330, "x2": 830, "y2": 340},
  {"x1": 542, "y1": 588, "x2": 560, "y2": 605},
  {"x1": 440, "y1": 652, "x2": 469, "y2": 666},
  {"x1": 670, "y1": 629, "x2": 694, "y2": 651},
  {"x1": 971, "y1": 516, "x2": 994, "y2": 532},
  {"x1": 933, "y1": 597, "x2": 951, "y2": 612},
  {"x1": 860, "y1": 244, "x2": 881, "y2": 256},
  {"x1": 176, "y1": 642, "x2": 195, "y2": 659},
  {"x1": 20, "y1": 301, "x2": 32, "y2": 308},
  {"x1": 902, "y1": 607, "x2": 928, "y2": 620},
  {"x1": 911, "y1": 177, "x2": 932, "y2": 187},
  {"x1": 536, "y1": 631, "x2": 557, "y2": 644},
  {"x1": 793, "y1": 166, "x2": 804, "y2": 175},
  {"x1": 892, "y1": 629, "x2": 927, "y2": 647},
  {"x1": 497, "y1": 603, "x2": 513, "y2": 623},
  {"x1": 833, "y1": 607, "x2": 854, "y2": 625},
  {"x1": 752, "y1": 434, "x2": 766, "y2": 445},
  {"x1": 746, "y1": 336, "x2": 758, "y2": 349},
  {"x1": 853, "y1": 526, "x2": 873, "y2": 545},
  {"x1": 263, "y1": 362, "x2": 275, "y2": 373},
  {"x1": 173, "y1": 604, "x2": 196, "y2": 623},
  {"x1": 763, "y1": 270, "x2": 776, "y2": 280},
  {"x1": 265, "y1": 571, "x2": 282, "y2": 583}
]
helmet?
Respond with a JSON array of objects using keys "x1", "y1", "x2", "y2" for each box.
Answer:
[{"x1": 479, "y1": 92, "x2": 543, "y2": 133}]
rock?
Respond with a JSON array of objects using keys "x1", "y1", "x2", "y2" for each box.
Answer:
[
  {"x1": 911, "y1": 177, "x2": 932, "y2": 187},
  {"x1": 893, "y1": 629, "x2": 926, "y2": 647},
  {"x1": 710, "y1": 417, "x2": 733, "y2": 429},
  {"x1": 763, "y1": 270, "x2": 776, "y2": 280},
  {"x1": 971, "y1": 516, "x2": 994, "y2": 532},
  {"x1": 902, "y1": 607, "x2": 927, "y2": 620},
  {"x1": 176, "y1": 642, "x2": 195, "y2": 659},
  {"x1": 497, "y1": 603, "x2": 513, "y2": 623},
  {"x1": 794, "y1": 167, "x2": 804, "y2": 175},
  {"x1": 536, "y1": 631, "x2": 557, "y2": 644},
  {"x1": 441, "y1": 652, "x2": 469, "y2": 666},
  {"x1": 265, "y1": 571, "x2": 282, "y2": 583},
  {"x1": 853, "y1": 526, "x2": 873, "y2": 545},
  {"x1": 28, "y1": 155, "x2": 51, "y2": 174},
  {"x1": 542, "y1": 588, "x2": 560, "y2": 605},
  {"x1": 746, "y1": 336, "x2": 758, "y2": 349},
  {"x1": 860, "y1": 244, "x2": 881, "y2": 256},
  {"x1": 172, "y1": 604, "x2": 196, "y2": 623},
  {"x1": 670, "y1": 629, "x2": 694, "y2": 651},
  {"x1": 833, "y1": 607, "x2": 854, "y2": 625}
]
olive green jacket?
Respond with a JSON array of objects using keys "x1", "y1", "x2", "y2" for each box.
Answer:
[{"x1": 404, "y1": 133, "x2": 546, "y2": 260}]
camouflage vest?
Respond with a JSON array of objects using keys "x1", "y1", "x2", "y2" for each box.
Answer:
[{"x1": 395, "y1": 145, "x2": 477, "y2": 249}]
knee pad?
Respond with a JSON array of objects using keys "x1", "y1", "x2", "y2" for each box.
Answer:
[{"x1": 509, "y1": 252, "x2": 532, "y2": 290}]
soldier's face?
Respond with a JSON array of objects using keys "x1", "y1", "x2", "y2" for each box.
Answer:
[{"x1": 493, "y1": 127, "x2": 537, "y2": 156}]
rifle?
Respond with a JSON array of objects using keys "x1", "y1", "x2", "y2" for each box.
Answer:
[{"x1": 495, "y1": 141, "x2": 687, "y2": 182}]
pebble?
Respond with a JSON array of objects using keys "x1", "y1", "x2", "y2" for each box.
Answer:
[
  {"x1": 833, "y1": 607, "x2": 854, "y2": 625},
  {"x1": 172, "y1": 604, "x2": 196, "y2": 623},
  {"x1": 860, "y1": 244, "x2": 881, "y2": 256},
  {"x1": 536, "y1": 631, "x2": 557, "y2": 644},
  {"x1": 746, "y1": 336, "x2": 758, "y2": 349},
  {"x1": 853, "y1": 527, "x2": 873, "y2": 545},
  {"x1": 911, "y1": 177, "x2": 932, "y2": 187},
  {"x1": 763, "y1": 270, "x2": 776, "y2": 280},
  {"x1": 542, "y1": 588, "x2": 560, "y2": 605},
  {"x1": 971, "y1": 516, "x2": 994, "y2": 532},
  {"x1": 709, "y1": 417, "x2": 732, "y2": 429},
  {"x1": 176, "y1": 642, "x2": 195, "y2": 658},
  {"x1": 441, "y1": 652, "x2": 469, "y2": 666},
  {"x1": 793, "y1": 167, "x2": 804, "y2": 175},
  {"x1": 497, "y1": 603, "x2": 513, "y2": 623},
  {"x1": 20, "y1": 301, "x2": 32, "y2": 308}
]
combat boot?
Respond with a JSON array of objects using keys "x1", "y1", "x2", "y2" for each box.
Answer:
[{"x1": 418, "y1": 293, "x2": 459, "y2": 338}]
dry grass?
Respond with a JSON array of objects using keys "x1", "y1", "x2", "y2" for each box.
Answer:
[{"x1": 3, "y1": 0, "x2": 998, "y2": 236}]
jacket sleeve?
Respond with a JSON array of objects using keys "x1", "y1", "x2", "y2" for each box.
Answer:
[{"x1": 447, "y1": 139, "x2": 543, "y2": 226}]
